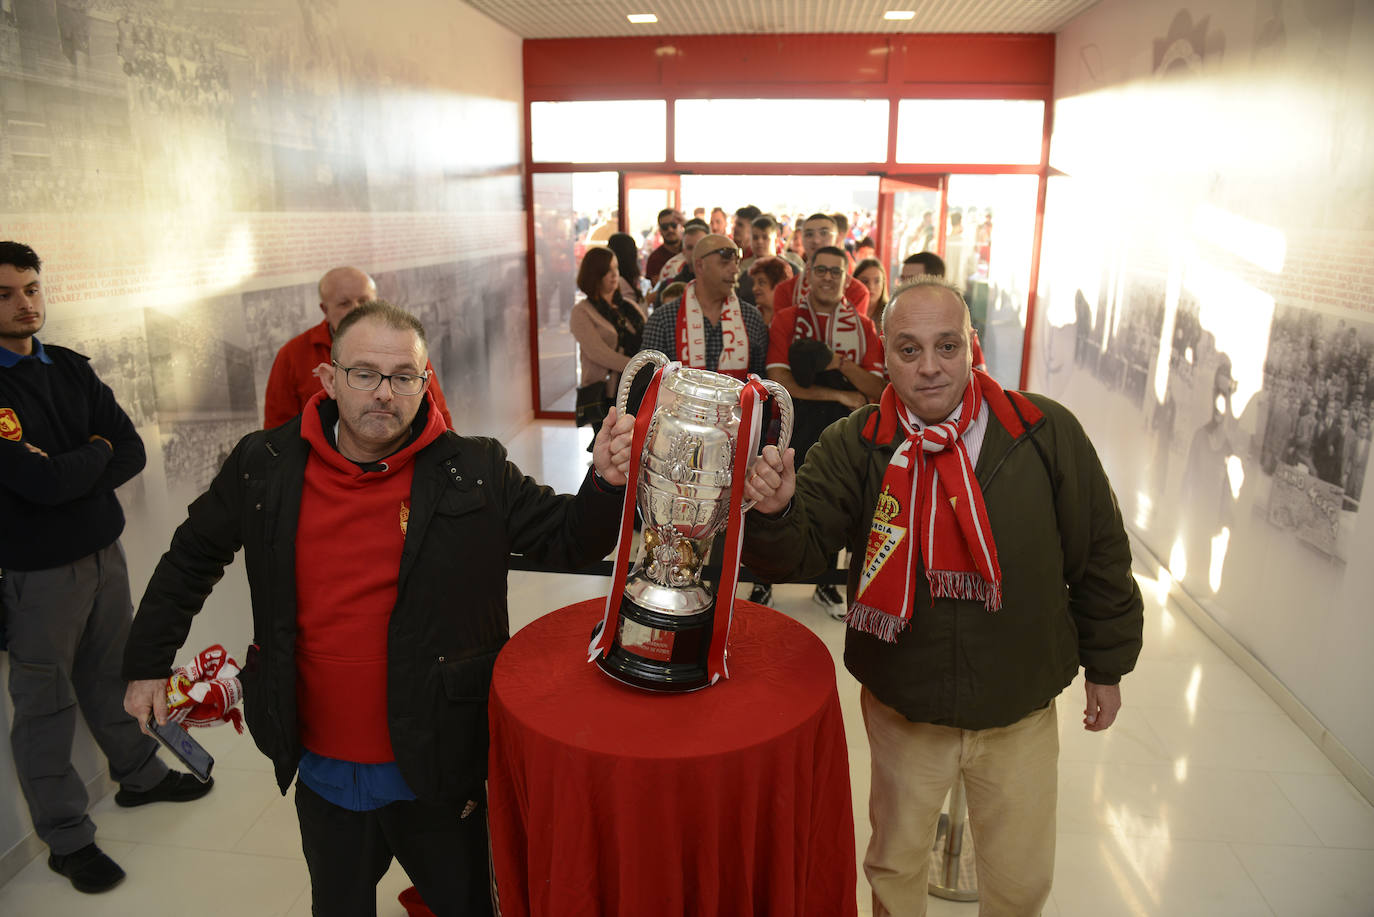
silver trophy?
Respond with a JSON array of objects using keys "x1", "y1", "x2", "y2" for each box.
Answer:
[{"x1": 594, "y1": 350, "x2": 793, "y2": 692}]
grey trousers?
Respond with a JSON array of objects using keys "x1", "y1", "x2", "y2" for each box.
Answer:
[{"x1": 2, "y1": 541, "x2": 166, "y2": 855}]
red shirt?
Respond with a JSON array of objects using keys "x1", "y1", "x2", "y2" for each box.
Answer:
[
  {"x1": 294, "y1": 390, "x2": 448, "y2": 762},
  {"x1": 766, "y1": 305, "x2": 884, "y2": 377},
  {"x1": 263, "y1": 320, "x2": 453, "y2": 430},
  {"x1": 771, "y1": 275, "x2": 870, "y2": 317}
]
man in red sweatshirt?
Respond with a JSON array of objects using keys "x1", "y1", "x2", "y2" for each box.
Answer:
[
  {"x1": 122, "y1": 302, "x2": 634, "y2": 916},
  {"x1": 262, "y1": 266, "x2": 454, "y2": 429}
]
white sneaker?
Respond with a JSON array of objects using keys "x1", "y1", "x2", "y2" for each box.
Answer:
[{"x1": 813, "y1": 584, "x2": 846, "y2": 621}]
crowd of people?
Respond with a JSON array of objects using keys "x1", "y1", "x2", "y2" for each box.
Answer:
[
  {"x1": 158, "y1": 416, "x2": 254, "y2": 493},
  {"x1": 1258, "y1": 308, "x2": 1372, "y2": 500},
  {"x1": 116, "y1": 18, "x2": 232, "y2": 117}
]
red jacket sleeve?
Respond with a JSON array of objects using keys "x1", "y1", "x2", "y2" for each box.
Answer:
[
  {"x1": 766, "y1": 308, "x2": 797, "y2": 369},
  {"x1": 263, "y1": 346, "x2": 304, "y2": 429},
  {"x1": 846, "y1": 276, "x2": 870, "y2": 316},
  {"x1": 426, "y1": 361, "x2": 454, "y2": 429}
]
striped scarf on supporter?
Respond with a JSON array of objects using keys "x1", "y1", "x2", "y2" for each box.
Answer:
[{"x1": 848, "y1": 370, "x2": 1040, "y2": 641}]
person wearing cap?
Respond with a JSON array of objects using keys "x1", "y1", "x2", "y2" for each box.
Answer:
[
  {"x1": 639, "y1": 233, "x2": 768, "y2": 380},
  {"x1": 757, "y1": 245, "x2": 884, "y2": 615},
  {"x1": 123, "y1": 301, "x2": 637, "y2": 915}
]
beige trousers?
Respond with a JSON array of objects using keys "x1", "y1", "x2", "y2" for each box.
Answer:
[{"x1": 861, "y1": 688, "x2": 1058, "y2": 917}]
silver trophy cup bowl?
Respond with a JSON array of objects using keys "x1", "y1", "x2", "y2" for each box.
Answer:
[{"x1": 594, "y1": 350, "x2": 793, "y2": 691}]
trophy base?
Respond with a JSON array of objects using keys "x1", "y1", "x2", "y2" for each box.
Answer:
[{"x1": 593, "y1": 598, "x2": 715, "y2": 693}]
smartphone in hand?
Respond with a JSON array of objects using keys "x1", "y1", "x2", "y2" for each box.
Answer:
[{"x1": 147, "y1": 716, "x2": 214, "y2": 783}]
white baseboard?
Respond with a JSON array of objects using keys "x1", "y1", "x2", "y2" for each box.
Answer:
[
  {"x1": 0, "y1": 773, "x2": 116, "y2": 889},
  {"x1": 1128, "y1": 531, "x2": 1374, "y2": 805}
]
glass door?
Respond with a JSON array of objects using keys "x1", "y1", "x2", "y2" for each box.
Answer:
[
  {"x1": 624, "y1": 172, "x2": 681, "y2": 291},
  {"x1": 532, "y1": 171, "x2": 618, "y2": 412},
  {"x1": 945, "y1": 174, "x2": 1041, "y2": 389},
  {"x1": 877, "y1": 175, "x2": 944, "y2": 284}
]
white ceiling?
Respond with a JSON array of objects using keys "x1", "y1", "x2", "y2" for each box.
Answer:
[{"x1": 461, "y1": 0, "x2": 1100, "y2": 39}]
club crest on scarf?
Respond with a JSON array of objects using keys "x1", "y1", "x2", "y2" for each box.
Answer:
[
  {"x1": 847, "y1": 372, "x2": 1045, "y2": 642},
  {"x1": 860, "y1": 485, "x2": 906, "y2": 593}
]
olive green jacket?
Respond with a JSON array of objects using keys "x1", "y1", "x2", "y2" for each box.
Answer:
[{"x1": 743, "y1": 392, "x2": 1143, "y2": 729}]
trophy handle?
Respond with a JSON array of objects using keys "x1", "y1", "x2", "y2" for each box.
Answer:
[
  {"x1": 617, "y1": 350, "x2": 669, "y2": 417},
  {"x1": 741, "y1": 379, "x2": 794, "y2": 513},
  {"x1": 759, "y1": 379, "x2": 794, "y2": 457}
]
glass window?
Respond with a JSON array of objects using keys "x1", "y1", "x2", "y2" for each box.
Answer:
[
  {"x1": 675, "y1": 99, "x2": 889, "y2": 162},
  {"x1": 531, "y1": 101, "x2": 666, "y2": 162},
  {"x1": 895, "y1": 100, "x2": 1045, "y2": 165},
  {"x1": 532, "y1": 172, "x2": 619, "y2": 411},
  {"x1": 944, "y1": 174, "x2": 1041, "y2": 388}
]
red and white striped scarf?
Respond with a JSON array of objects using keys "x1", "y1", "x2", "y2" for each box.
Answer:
[
  {"x1": 792, "y1": 294, "x2": 865, "y2": 364},
  {"x1": 676, "y1": 281, "x2": 749, "y2": 380},
  {"x1": 848, "y1": 372, "x2": 1011, "y2": 642}
]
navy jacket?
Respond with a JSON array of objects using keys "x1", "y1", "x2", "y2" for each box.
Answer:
[{"x1": 0, "y1": 342, "x2": 145, "y2": 570}]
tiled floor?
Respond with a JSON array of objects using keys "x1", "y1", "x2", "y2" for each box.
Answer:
[{"x1": 3, "y1": 420, "x2": 1372, "y2": 916}]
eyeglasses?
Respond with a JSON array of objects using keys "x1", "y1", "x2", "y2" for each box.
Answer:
[
  {"x1": 703, "y1": 246, "x2": 741, "y2": 263},
  {"x1": 659, "y1": 221, "x2": 681, "y2": 231},
  {"x1": 332, "y1": 361, "x2": 429, "y2": 396},
  {"x1": 811, "y1": 264, "x2": 845, "y2": 279}
]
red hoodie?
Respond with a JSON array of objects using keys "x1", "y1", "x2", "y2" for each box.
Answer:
[{"x1": 293, "y1": 390, "x2": 447, "y2": 762}]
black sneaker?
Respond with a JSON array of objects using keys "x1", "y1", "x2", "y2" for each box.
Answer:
[
  {"x1": 748, "y1": 583, "x2": 773, "y2": 607},
  {"x1": 48, "y1": 843, "x2": 125, "y2": 894},
  {"x1": 114, "y1": 770, "x2": 214, "y2": 808},
  {"x1": 813, "y1": 584, "x2": 846, "y2": 621}
]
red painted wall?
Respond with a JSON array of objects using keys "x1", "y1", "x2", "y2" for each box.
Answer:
[{"x1": 524, "y1": 34, "x2": 1054, "y2": 100}]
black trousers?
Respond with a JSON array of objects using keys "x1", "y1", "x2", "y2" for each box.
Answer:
[{"x1": 294, "y1": 780, "x2": 493, "y2": 917}]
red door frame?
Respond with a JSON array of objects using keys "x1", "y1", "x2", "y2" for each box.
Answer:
[{"x1": 524, "y1": 34, "x2": 1055, "y2": 417}]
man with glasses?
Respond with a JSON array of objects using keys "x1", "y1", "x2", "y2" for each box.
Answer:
[
  {"x1": 769, "y1": 213, "x2": 871, "y2": 317},
  {"x1": 757, "y1": 246, "x2": 883, "y2": 616},
  {"x1": 640, "y1": 234, "x2": 767, "y2": 380},
  {"x1": 645, "y1": 208, "x2": 685, "y2": 286},
  {"x1": 123, "y1": 301, "x2": 635, "y2": 916},
  {"x1": 264, "y1": 266, "x2": 453, "y2": 429}
]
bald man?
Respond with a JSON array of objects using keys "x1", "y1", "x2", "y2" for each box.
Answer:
[
  {"x1": 262, "y1": 267, "x2": 453, "y2": 429},
  {"x1": 742, "y1": 278, "x2": 1142, "y2": 916},
  {"x1": 638, "y1": 233, "x2": 768, "y2": 379}
]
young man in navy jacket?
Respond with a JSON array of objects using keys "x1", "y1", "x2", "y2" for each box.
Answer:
[{"x1": 0, "y1": 241, "x2": 211, "y2": 895}]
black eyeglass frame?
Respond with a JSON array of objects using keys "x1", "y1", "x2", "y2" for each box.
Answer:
[{"x1": 331, "y1": 361, "x2": 430, "y2": 395}]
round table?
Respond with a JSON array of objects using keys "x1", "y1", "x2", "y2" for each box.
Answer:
[{"x1": 488, "y1": 598, "x2": 857, "y2": 917}]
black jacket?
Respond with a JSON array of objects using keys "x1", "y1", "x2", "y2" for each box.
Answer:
[
  {"x1": 123, "y1": 411, "x2": 623, "y2": 803},
  {"x1": 0, "y1": 343, "x2": 145, "y2": 570}
]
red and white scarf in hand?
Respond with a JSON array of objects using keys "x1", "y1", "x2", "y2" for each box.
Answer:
[
  {"x1": 676, "y1": 280, "x2": 749, "y2": 380},
  {"x1": 165, "y1": 644, "x2": 245, "y2": 733},
  {"x1": 849, "y1": 372, "x2": 1014, "y2": 642}
]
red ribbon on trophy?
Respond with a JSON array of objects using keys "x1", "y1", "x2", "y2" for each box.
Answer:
[
  {"x1": 703, "y1": 375, "x2": 767, "y2": 682},
  {"x1": 588, "y1": 364, "x2": 667, "y2": 664}
]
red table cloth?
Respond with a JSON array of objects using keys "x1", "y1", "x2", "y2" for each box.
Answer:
[{"x1": 488, "y1": 598, "x2": 857, "y2": 917}]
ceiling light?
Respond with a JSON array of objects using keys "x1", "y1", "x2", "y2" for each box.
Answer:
[
  {"x1": 627, "y1": 13, "x2": 658, "y2": 24},
  {"x1": 883, "y1": 10, "x2": 916, "y2": 19}
]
